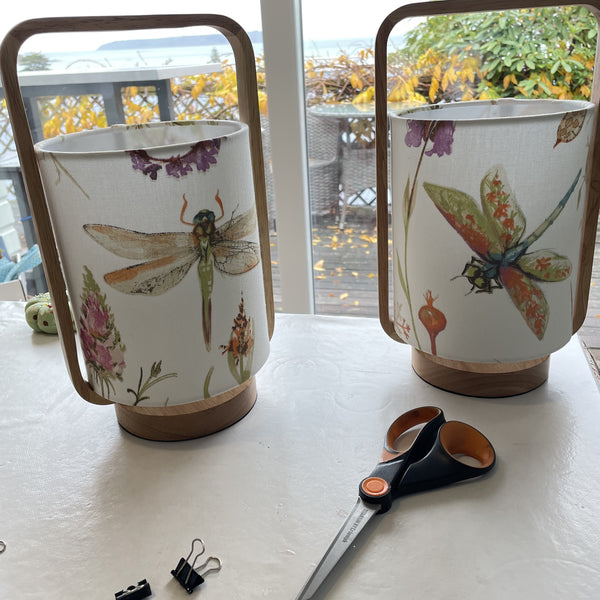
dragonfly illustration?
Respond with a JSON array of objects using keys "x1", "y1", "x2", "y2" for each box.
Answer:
[
  {"x1": 423, "y1": 166, "x2": 581, "y2": 340},
  {"x1": 84, "y1": 191, "x2": 260, "y2": 351}
]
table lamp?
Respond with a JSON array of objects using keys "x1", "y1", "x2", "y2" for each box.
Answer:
[
  {"x1": 0, "y1": 15, "x2": 274, "y2": 439},
  {"x1": 375, "y1": 0, "x2": 600, "y2": 396}
]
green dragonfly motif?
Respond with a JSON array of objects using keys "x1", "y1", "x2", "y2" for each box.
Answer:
[{"x1": 84, "y1": 191, "x2": 260, "y2": 351}]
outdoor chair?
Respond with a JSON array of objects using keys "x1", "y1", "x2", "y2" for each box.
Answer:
[
  {"x1": 339, "y1": 116, "x2": 376, "y2": 229},
  {"x1": 260, "y1": 112, "x2": 341, "y2": 227},
  {"x1": 306, "y1": 112, "x2": 341, "y2": 219}
]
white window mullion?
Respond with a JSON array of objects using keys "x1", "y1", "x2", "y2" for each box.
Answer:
[{"x1": 260, "y1": 0, "x2": 315, "y2": 313}]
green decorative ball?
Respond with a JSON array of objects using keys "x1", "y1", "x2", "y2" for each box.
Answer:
[{"x1": 25, "y1": 293, "x2": 58, "y2": 334}]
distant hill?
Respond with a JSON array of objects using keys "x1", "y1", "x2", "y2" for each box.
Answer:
[{"x1": 98, "y1": 31, "x2": 263, "y2": 50}]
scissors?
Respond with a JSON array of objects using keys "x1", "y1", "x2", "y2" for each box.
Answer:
[{"x1": 295, "y1": 406, "x2": 496, "y2": 600}]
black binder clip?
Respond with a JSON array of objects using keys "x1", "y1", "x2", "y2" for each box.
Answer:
[
  {"x1": 171, "y1": 538, "x2": 222, "y2": 594},
  {"x1": 115, "y1": 579, "x2": 152, "y2": 599}
]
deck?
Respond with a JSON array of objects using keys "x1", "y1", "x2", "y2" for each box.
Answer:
[
  {"x1": 270, "y1": 208, "x2": 380, "y2": 316},
  {"x1": 269, "y1": 207, "x2": 600, "y2": 379}
]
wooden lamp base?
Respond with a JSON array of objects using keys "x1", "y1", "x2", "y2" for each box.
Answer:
[
  {"x1": 114, "y1": 377, "x2": 257, "y2": 441},
  {"x1": 411, "y1": 349, "x2": 550, "y2": 397}
]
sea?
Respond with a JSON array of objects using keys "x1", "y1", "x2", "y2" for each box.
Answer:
[{"x1": 29, "y1": 36, "x2": 406, "y2": 72}]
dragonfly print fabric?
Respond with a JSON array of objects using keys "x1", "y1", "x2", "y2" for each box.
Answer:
[
  {"x1": 35, "y1": 121, "x2": 270, "y2": 406},
  {"x1": 390, "y1": 100, "x2": 594, "y2": 363}
]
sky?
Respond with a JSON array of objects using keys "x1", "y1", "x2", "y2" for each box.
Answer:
[{"x1": 0, "y1": 0, "x2": 411, "y2": 53}]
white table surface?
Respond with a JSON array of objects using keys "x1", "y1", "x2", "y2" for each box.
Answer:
[{"x1": 1, "y1": 300, "x2": 599, "y2": 599}]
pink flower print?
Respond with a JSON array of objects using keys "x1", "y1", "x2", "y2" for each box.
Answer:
[
  {"x1": 79, "y1": 266, "x2": 126, "y2": 399},
  {"x1": 82, "y1": 293, "x2": 111, "y2": 339}
]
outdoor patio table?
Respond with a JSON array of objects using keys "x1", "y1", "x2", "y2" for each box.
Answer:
[
  {"x1": 308, "y1": 101, "x2": 406, "y2": 119},
  {"x1": 1, "y1": 299, "x2": 599, "y2": 598},
  {"x1": 308, "y1": 102, "x2": 404, "y2": 227},
  {"x1": 308, "y1": 101, "x2": 383, "y2": 154}
]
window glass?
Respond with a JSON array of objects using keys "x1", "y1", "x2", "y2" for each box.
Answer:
[
  {"x1": 0, "y1": 2, "x2": 272, "y2": 298},
  {"x1": 301, "y1": 2, "x2": 597, "y2": 320},
  {"x1": 301, "y1": 0, "x2": 419, "y2": 317}
]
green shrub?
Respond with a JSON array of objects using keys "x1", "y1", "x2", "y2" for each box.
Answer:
[{"x1": 394, "y1": 6, "x2": 597, "y2": 101}]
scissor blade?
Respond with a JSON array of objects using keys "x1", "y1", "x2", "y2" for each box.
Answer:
[{"x1": 295, "y1": 499, "x2": 380, "y2": 600}]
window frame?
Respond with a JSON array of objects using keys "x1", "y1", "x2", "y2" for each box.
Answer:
[{"x1": 260, "y1": 0, "x2": 315, "y2": 313}]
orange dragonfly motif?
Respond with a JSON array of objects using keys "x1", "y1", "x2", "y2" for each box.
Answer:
[
  {"x1": 423, "y1": 166, "x2": 580, "y2": 340},
  {"x1": 84, "y1": 191, "x2": 260, "y2": 351}
]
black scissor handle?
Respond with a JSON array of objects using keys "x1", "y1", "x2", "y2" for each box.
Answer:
[
  {"x1": 394, "y1": 420, "x2": 496, "y2": 498},
  {"x1": 359, "y1": 406, "x2": 446, "y2": 512}
]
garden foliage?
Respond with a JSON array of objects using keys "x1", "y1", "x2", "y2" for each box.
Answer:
[{"x1": 390, "y1": 6, "x2": 597, "y2": 103}]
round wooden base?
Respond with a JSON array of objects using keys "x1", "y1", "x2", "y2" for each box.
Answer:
[
  {"x1": 411, "y1": 349, "x2": 550, "y2": 397},
  {"x1": 114, "y1": 377, "x2": 257, "y2": 441}
]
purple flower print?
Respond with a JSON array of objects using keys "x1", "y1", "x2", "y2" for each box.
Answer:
[
  {"x1": 165, "y1": 155, "x2": 193, "y2": 178},
  {"x1": 128, "y1": 138, "x2": 221, "y2": 180},
  {"x1": 129, "y1": 150, "x2": 162, "y2": 180},
  {"x1": 191, "y1": 139, "x2": 221, "y2": 172},
  {"x1": 426, "y1": 121, "x2": 455, "y2": 157},
  {"x1": 405, "y1": 120, "x2": 455, "y2": 157},
  {"x1": 405, "y1": 120, "x2": 427, "y2": 148}
]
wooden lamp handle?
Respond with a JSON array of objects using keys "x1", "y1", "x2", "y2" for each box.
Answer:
[{"x1": 0, "y1": 14, "x2": 274, "y2": 406}]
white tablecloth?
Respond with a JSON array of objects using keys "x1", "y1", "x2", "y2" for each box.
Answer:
[{"x1": 1, "y1": 300, "x2": 599, "y2": 599}]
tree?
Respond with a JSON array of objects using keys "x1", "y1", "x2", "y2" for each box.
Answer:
[
  {"x1": 18, "y1": 52, "x2": 54, "y2": 72},
  {"x1": 392, "y1": 6, "x2": 597, "y2": 102}
]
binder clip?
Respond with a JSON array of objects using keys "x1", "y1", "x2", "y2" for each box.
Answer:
[
  {"x1": 114, "y1": 579, "x2": 152, "y2": 599},
  {"x1": 171, "y1": 538, "x2": 222, "y2": 594}
]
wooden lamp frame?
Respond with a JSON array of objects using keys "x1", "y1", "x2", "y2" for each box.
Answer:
[
  {"x1": 0, "y1": 15, "x2": 274, "y2": 439},
  {"x1": 375, "y1": 0, "x2": 600, "y2": 396}
]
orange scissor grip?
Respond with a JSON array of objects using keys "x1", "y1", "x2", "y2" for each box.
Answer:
[
  {"x1": 440, "y1": 421, "x2": 495, "y2": 468},
  {"x1": 394, "y1": 421, "x2": 496, "y2": 498},
  {"x1": 359, "y1": 408, "x2": 496, "y2": 511},
  {"x1": 359, "y1": 406, "x2": 446, "y2": 511},
  {"x1": 381, "y1": 406, "x2": 444, "y2": 462}
]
